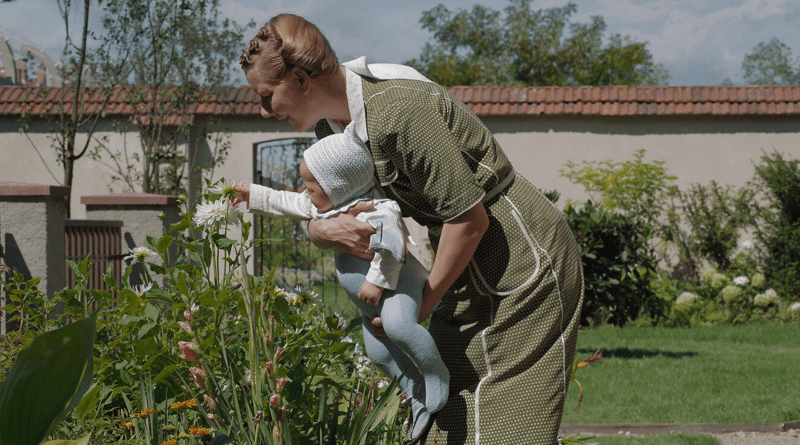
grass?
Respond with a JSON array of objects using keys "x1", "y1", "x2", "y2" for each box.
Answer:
[
  {"x1": 562, "y1": 323, "x2": 800, "y2": 424},
  {"x1": 572, "y1": 433, "x2": 721, "y2": 445}
]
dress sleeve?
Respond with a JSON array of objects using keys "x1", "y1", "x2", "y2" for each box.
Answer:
[
  {"x1": 248, "y1": 183, "x2": 315, "y2": 220},
  {"x1": 375, "y1": 99, "x2": 485, "y2": 221}
]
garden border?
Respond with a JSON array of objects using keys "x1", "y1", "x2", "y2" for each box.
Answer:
[{"x1": 559, "y1": 420, "x2": 800, "y2": 436}]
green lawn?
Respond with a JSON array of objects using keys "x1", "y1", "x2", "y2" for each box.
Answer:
[
  {"x1": 562, "y1": 323, "x2": 800, "y2": 424},
  {"x1": 578, "y1": 433, "x2": 720, "y2": 445}
]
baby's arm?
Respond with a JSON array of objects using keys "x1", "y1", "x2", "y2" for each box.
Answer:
[
  {"x1": 239, "y1": 183, "x2": 315, "y2": 220},
  {"x1": 358, "y1": 281, "x2": 384, "y2": 306}
]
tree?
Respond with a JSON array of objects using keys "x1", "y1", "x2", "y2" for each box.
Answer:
[
  {"x1": 91, "y1": 0, "x2": 252, "y2": 196},
  {"x1": 406, "y1": 0, "x2": 669, "y2": 87},
  {"x1": 741, "y1": 38, "x2": 799, "y2": 85},
  {"x1": 17, "y1": 0, "x2": 113, "y2": 218}
]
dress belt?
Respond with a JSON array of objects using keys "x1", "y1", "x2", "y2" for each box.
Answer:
[{"x1": 482, "y1": 169, "x2": 516, "y2": 203}]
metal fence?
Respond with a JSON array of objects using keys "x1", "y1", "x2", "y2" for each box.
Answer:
[
  {"x1": 64, "y1": 219, "x2": 124, "y2": 293},
  {"x1": 252, "y1": 138, "x2": 344, "y2": 308}
]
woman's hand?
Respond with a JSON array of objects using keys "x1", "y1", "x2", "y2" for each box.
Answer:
[{"x1": 307, "y1": 201, "x2": 376, "y2": 260}]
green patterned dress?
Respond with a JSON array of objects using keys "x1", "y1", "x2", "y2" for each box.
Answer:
[{"x1": 317, "y1": 74, "x2": 584, "y2": 445}]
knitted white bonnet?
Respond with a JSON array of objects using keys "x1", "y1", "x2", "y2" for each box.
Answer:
[{"x1": 303, "y1": 122, "x2": 375, "y2": 207}]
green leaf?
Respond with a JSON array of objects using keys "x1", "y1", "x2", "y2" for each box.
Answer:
[
  {"x1": 152, "y1": 365, "x2": 176, "y2": 385},
  {"x1": 144, "y1": 303, "x2": 160, "y2": 321},
  {"x1": 66, "y1": 259, "x2": 84, "y2": 281},
  {"x1": 145, "y1": 235, "x2": 160, "y2": 252},
  {"x1": 42, "y1": 433, "x2": 91, "y2": 445},
  {"x1": 212, "y1": 233, "x2": 236, "y2": 250},
  {"x1": 0, "y1": 312, "x2": 97, "y2": 445},
  {"x1": 170, "y1": 218, "x2": 191, "y2": 232},
  {"x1": 157, "y1": 234, "x2": 174, "y2": 254},
  {"x1": 138, "y1": 322, "x2": 158, "y2": 339}
]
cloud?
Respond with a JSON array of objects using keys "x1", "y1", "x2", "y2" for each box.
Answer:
[{"x1": 596, "y1": 0, "x2": 799, "y2": 85}]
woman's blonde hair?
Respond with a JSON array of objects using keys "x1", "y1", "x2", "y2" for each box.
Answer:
[{"x1": 240, "y1": 14, "x2": 339, "y2": 83}]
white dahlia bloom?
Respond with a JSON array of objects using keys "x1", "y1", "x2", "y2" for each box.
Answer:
[
  {"x1": 124, "y1": 246, "x2": 158, "y2": 264},
  {"x1": 733, "y1": 276, "x2": 750, "y2": 286},
  {"x1": 193, "y1": 199, "x2": 240, "y2": 227}
]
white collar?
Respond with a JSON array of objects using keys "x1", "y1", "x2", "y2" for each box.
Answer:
[{"x1": 332, "y1": 56, "x2": 433, "y2": 143}]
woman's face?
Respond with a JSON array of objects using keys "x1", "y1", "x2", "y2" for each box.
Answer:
[
  {"x1": 299, "y1": 159, "x2": 334, "y2": 212},
  {"x1": 246, "y1": 66, "x2": 318, "y2": 131}
]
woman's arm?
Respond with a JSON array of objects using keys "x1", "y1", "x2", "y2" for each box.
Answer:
[
  {"x1": 307, "y1": 204, "x2": 376, "y2": 260},
  {"x1": 419, "y1": 202, "x2": 489, "y2": 322},
  {"x1": 368, "y1": 201, "x2": 488, "y2": 336}
]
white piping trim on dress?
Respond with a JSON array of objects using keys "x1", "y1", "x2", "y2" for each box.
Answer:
[
  {"x1": 474, "y1": 324, "x2": 493, "y2": 445},
  {"x1": 469, "y1": 205, "x2": 540, "y2": 296},
  {"x1": 504, "y1": 194, "x2": 570, "y2": 401}
]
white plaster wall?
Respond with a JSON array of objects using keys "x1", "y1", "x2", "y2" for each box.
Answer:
[{"x1": 2, "y1": 112, "x2": 798, "y2": 273}]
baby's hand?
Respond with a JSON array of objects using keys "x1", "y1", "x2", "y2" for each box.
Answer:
[
  {"x1": 232, "y1": 183, "x2": 250, "y2": 207},
  {"x1": 358, "y1": 281, "x2": 384, "y2": 306}
]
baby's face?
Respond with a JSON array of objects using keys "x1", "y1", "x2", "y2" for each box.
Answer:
[{"x1": 299, "y1": 159, "x2": 334, "y2": 212}]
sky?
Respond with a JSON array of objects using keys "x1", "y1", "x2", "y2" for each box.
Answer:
[{"x1": 1, "y1": 0, "x2": 799, "y2": 87}]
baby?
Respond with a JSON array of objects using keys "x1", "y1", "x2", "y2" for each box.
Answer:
[{"x1": 237, "y1": 122, "x2": 448, "y2": 440}]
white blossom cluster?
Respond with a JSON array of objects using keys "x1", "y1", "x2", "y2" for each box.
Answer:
[
  {"x1": 754, "y1": 289, "x2": 780, "y2": 307},
  {"x1": 123, "y1": 246, "x2": 158, "y2": 264},
  {"x1": 733, "y1": 276, "x2": 750, "y2": 286},
  {"x1": 675, "y1": 291, "x2": 698, "y2": 306}
]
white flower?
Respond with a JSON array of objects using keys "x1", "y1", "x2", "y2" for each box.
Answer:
[
  {"x1": 733, "y1": 276, "x2": 750, "y2": 286},
  {"x1": 789, "y1": 302, "x2": 800, "y2": 313},
  {"x1": 740, "y1": 240, "x2": 754, "y2": 249},
  {"x1": 131, "y1": 282, "x2": 153, "y2": 297},
  {"x1": 193, "y1": 198, "x2": 241, "y2": 227},
  {"x1": 676, "y1": 292, "x2": 697, "y2": 305},
  {"x1": 764, "y1": 289, "x2": 778, "y2": 298},
  {"x1": 377, "y1": 379, "x2": 389, "y2": 389},
  {"x1": 124, "y1": 246, "x2": 158, "y2": 264},
  {"x1": 209, "y1": 179, "x2": 243, "y2": 200}
]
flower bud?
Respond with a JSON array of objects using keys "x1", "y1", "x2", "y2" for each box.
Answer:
[
  {"x1": 183, "y1": 309, "x2": 194, "y2": 324},
  {"x1": 266, "y1": 361, "x2": 273, "y2": 376},
  {"x1": 276, "y1": 378, "x2": 286, "y2": 394},
  {"x1": 269, "y1": 315, "x2": 275, "y2": 327},
  {"x1": 269, "y1": 394, "x2": 279, "y2": 409},
  {"x1": 277, "y1": 405, "x2": 286, "y2": 423},
  {"x1": 264, "y1": 333, "x2": 271, "y2": 347},
  {"x1": 274, "y1": 346, "x2": 282, "y2": 363},
  {"x1": 189, "y1": 367, "x2": 206, "y2": 388},
  {"x1": 206, "y1": 413, "x2": 216, "y2": 423},
  {"x1": 178, "y1": 341, "x2": 199, "y2": 362},
  {"x1": 178, "y1": 321, "x2": 192, "y2": 334},
  {"x1": 203, "y1": 394, "x2": 217, "y2": 411},
  {"x1": 273, "y1": 425, "x2": 281, "y2": 445}
]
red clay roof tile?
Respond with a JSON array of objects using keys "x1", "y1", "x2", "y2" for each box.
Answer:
[{"x1": 2, "y1": 85, "x2": 800, "y2": 118}]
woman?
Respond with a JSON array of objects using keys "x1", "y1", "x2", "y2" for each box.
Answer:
[{"x1": 239, "y1": 14, "x2": 584, "y2": 445}]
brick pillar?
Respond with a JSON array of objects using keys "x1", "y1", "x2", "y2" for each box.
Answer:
[
  {"x1": 81, "y1": 193, "x2": 181, "y2": 286},
  {"x1": 0, "y1": 182, "x2": 69, "y2": 299}
]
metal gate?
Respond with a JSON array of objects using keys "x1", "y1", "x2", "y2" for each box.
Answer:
[{"x1": 252, "y1": 138, "x2": 346, "y2": 312}]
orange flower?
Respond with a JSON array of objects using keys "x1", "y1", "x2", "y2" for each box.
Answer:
[
  {"x1": 159, "y1": 440, "x2": 177, "y2": 445},
  {"x1": 170, "y1": 399, "x2": 198, "y2": 409},
  {"x1": 189, "y1": 426, "x2": 211, "y2": 436},
  {"x1": 120, "y1": 421, "x2": 135, "y2": 429},
  {"x1": 132, "y1": 408, "x2": 155, "y2": 418}
]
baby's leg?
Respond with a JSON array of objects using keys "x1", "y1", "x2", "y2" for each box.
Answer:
[
  {"x1": 380, "y1": 256, "x2": 450, "y2": 414},
  {"x1": 361, "y1": 316, "x2": 425, "y2": 401}
]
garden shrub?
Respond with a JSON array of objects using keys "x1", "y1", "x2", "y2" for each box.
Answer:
[
  {"x1": 661, "y1": 181, "x2": 755, "y2": 282},
  {"x1": 564, "y1": 200, "x2": 664, "y2": 327},
  {"x1": 748, "y1": 149, "x2": 800, "y2": 298},
  {"x1": 0, "y1": 180, "x2": 405, "y2": 445}
]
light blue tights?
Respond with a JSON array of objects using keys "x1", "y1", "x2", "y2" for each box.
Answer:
[{"x1": 335, "y1": 251, "x2": 450, "y2": 435}]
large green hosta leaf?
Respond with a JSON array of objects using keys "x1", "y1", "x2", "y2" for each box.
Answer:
[{"x1": 0, "y1": 312, "x2": 97, "y2": 445}]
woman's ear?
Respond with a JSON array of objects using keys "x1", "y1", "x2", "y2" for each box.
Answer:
[{"x1": 292, "y1": 66, "x2": 312, "y2": 94}]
